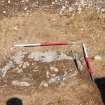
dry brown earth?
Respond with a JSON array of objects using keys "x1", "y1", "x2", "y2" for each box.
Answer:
[{"x1": 0, "y1": 0, "x2": 105, "y2": 105}]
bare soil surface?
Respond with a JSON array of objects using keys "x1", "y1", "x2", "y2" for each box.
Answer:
[{"x1": 0, "y1": 0, "x2": 105, "y2": 105}]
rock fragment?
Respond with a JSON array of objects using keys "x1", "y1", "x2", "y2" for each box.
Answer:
[
  {"x1": 3, "y1": 11, "x2": 6, "y2": 14},
  {"x1": 0, "y1": 60, "x2": 14, "y2": 77},
  {"x1": 21, "y1": 0, "x2": 29, "y2": 3},
  {"x1": 50, "y1": 66, "x2": 59, "y2": 72},
  {"x1": 39, "y1": 81, "x2": 48, "y2": 88},
  {"x1": 22, "y1": 62, "x2": 30, "y2": 69},
  {"x1": 13, "y1": 26, "x2": 19, "y2": 31},
  {"x1": 94, "y1": 55, "x2": 102, "y2": 61},
  {"x1": 8, "y1": 0, "x2": 11, "y2": 4},
  {"x1": 16, "y1": 67, "x2": 23, "y2": 73},
  {"x1": 12, "y1": 80, "x2": 31, "y2": 87}
]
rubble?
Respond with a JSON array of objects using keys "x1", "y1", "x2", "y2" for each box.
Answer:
[
  {"x1": 0, "y1": 50, "x2": 81, "y2": 88},
  {"x1": 48, "y1": 71, "x2": 68, "y2": 84}
]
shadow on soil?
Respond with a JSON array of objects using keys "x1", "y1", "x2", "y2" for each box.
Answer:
[
  {"x1": 95, "y1": 78, "x2": 105, "y2": 105},
  {"x1": 6, "y1": 97, "x2": 23, "y2": 105}
]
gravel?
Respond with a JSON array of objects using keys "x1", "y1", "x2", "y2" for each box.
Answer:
[{"x1": 0, "y1": 0, "x2": 105, "y2": 18}]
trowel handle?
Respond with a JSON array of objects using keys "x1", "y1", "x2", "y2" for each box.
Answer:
[{"x1": 86, "y1": 58, "x2": 95, "y2": 81}]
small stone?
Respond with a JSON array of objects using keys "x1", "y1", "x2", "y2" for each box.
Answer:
[
  {"x1": 101, "y1": 8, "x2": 105, "y2": 13},
  {"x1": 54, "y1": 68, "x2": 59, "y2": 72},
  {"x1": 46, "y1": 71, "x2": 50, "y2": 78},
  {"x1": 24, "y1": 7, "x2": 28, "y2": 11},
  {"x1": 10, "y1": 47, "x2": 14, "y2": 51},
  {"x1": 16, "y1": 68, "x2": 23, "y2": 73},
  {"x1": 21, "y1": 0, "x2": 29, "y2": 3},
  {"x1": 50, "y1": 66, "x2": 59, "y2": 72},
  {"x1": 94, "y1": 55, "x2": 102, "y2": 61},
  {"x1": 3, "y1": 11, "x2": 6, "y2": 14},
  {"x1": 40, "y1": 81, "x2": 48, "y2": 88},
  {"x1": 13, "y1": 26, "x2": 18, "y2": 31},
  {"x1": 52, "y1": 2, "x2": 55, "y2": 5},
  {"x1": 8, "y1": 0, "x2": 11, "y2": 4},
  {"x1": 12, "y1": 80, "x2": 31, "y2": 87},
  {"x1": 19, "y1": 64, "x2": 22, "y2": 68},
  {"x1": 22, "y1": 62, "x2": 29, "y2": 69}
]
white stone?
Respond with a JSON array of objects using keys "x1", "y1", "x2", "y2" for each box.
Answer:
[
  {"x1": 52, "y1": 2, "x2": 55, "y2": 5},
  {"x1": 10, "y1": 47, "x2": 14, "y2": 51},
  {"x1": 22, "y1": 62, "x2": 29, "y2": 69},
  {"x1": 50, "y1": 66, "x2": 59, "y2": 72},
  {"x1": 40, "y1": 81, "x2": 48, "y2": 88},
  {"x1": 24, "y1": 7, "x2": 28, "y2": 11},
  {"x1": 46, "y1": 71, "x2": 50, "y2": 78},
  {"x1": 12, "y1": 80, "x2": 31, "y2": 87},
  {"x1": 3, "y1": 11, "x2": 6, "y2": 14},
  {"x1": 16, "y1": 68, "x2": 23, "y2": 73},
  {"x1": 13, "y1": 26, "x2": 18, "y2": 31},
  {"x1": 43, "y1": 83, "x2": 48, "y2": 87},
  {"x1": 8, "y1": 0, "x2": 11, "y2": 4},
  {"x1": 94, "y1": 55, "x2": 102, "y2": 61}
]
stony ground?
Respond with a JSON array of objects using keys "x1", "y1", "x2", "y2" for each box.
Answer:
[{"x1": 0, "y1": 0, "x2": 105, "y2": 105}]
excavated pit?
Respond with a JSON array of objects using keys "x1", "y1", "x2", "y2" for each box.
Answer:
[
  {"x1": 0, "y1": 51, "x2": 82, "y2": 88},
  {"x1": 0, "y1": 50, "x2": 103, "y2": 105}
]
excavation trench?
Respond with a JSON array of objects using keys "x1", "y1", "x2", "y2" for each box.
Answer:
[
  {"x1": 0, "y1": 50, "x2": 83, "y2": 88},
  {"x1": 0, "y1": 51, "x2": 104, "y2": 105}
]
